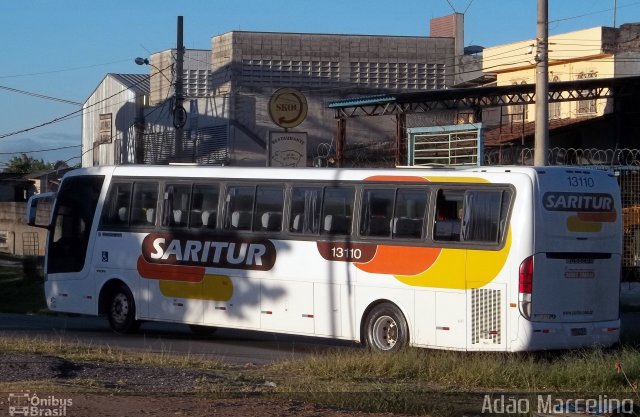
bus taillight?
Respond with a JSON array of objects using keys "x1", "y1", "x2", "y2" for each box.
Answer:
[
  {"x1": 519, "y1": 256, "x2": 533, "y2": 294},
  {"x1": 518, "y1": 256, "x2": 534, "y2": 320}
]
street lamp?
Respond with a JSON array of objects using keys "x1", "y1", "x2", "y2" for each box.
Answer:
[
  {"x1": 135, "y1": 57, "x2": 173, "y2": 83},
  {"x1": 134, "y1": 57, "x2": 149, "y2": 66}
]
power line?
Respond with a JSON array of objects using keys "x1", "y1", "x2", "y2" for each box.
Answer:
[
  {"x1": 0, "y1": 84, "x2": 82, "y2": 106},
  {"x1": 0, "y1": 144, "x2": 81, "y2": 156},
  {"x1": 0, "y1": 58, "x2": 134, "y2": 79},
  {"x1": 549, "y1": 0, "x2": 640, "y2": 24},
  {"x1": 0, "y1": 64, "x2": 171, "y2": 141}
]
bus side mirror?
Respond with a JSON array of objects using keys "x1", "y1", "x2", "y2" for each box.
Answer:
[{"x1": 26, "y1": 192, "x2": 55, "y2": 229}]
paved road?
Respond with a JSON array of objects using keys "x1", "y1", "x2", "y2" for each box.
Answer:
[
  {"x1": 0, "y1": 313, "x2": 356, "y2": 365},
  {"x1": 1, "y1": 312, "x2": 638, "y2": 366}
]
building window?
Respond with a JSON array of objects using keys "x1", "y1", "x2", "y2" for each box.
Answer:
[
  {"x1": 549, "y1": 75, "x2": 561, "y2": 119},
  {"x1": 576, "y1": 71, "x2": 598, "y2": 115},
  {"x1": 509, "y1": 80, "x2": 528, "y2": 122}
]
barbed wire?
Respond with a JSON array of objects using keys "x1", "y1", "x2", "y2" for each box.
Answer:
[{"x1": 484, "y1": 147, "x2": 640, "y2": 167}]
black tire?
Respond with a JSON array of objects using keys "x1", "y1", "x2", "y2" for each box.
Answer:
[
  {"x1": 364, "y1": 303, "x2": 409, "y2": 352},
  {"x1": 188, "y1": 324, "x2": 218, "y2": 336},
  {"x1": 107, "y1": 285, "x2": 140, "y2": 334}
]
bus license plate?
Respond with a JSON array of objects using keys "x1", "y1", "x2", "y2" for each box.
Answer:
[{"x1": 571, "y1": 327, "x2": 587, "y2": 336}]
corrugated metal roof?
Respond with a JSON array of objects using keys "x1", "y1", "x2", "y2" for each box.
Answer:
[
  {"x1": 328, "y1": 94, "x2": 396, "y2": 108},
  {"x1": 109, "y1": 73, "x2": 150, "y2": 94}
]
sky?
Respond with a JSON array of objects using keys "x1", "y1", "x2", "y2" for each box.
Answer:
[{"x1": 1, "y1": 0, "x2": 639, "y2": 169}]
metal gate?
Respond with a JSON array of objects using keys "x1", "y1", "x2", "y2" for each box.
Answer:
[{"x1": 22, "y1": 232, "x2": 39, "y2": 257}]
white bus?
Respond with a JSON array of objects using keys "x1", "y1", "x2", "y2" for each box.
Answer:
[{"x1": 27, "y1": 165, "x2": 622, "y2": 352}]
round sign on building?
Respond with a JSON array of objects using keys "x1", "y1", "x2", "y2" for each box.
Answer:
[{"x1": 268, "y1": 88, "x2": 308, "y2": 129}]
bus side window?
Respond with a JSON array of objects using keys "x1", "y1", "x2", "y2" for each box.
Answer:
[
  {"x1": 461, "y1": 190, "x2": 511, "y2": 243},
  {"x1": 393, "y1": 189, "x2": 428, "y2": 239},
  {"x1": 434, "y1": 190, "x2": 463, "y2": 241},
  {"x1": 254, "y1": 185, "x2": 284, "y2": 232},
  {"x1": 131, "y1": 182, "x2": 159, "y2": 227},
  {"x1": 223, "y1": 185, "x2": 255, "y2": 231},
  {"x1": 289, "y1": 186, "x2": 322, "y2": 234},
  {"x1": 190, "y1": 184, "x2": 219, "y2": 228},
  {"x1": 101, "y1": 182, "x2": 132, "y2": 227},
  {"x1": 321, "y1": 187, "x2": 354, "y2": 235},
  {"x1": 162, "y1": 183, "x2": 191, "y2": 228},
  {"x1": 360, "y1": 189, "x2": 394, "y2": 238}
]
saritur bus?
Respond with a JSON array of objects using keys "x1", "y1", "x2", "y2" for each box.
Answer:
[{"x1": 27, "y1": 165, "x2": 622, "y2": 352}]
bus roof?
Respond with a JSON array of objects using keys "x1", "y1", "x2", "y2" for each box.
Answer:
[{"x1": 61, "y1": 165, "x2": 614, "y2": 183}]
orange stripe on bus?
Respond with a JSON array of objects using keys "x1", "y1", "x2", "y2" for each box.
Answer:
[
  {"x1": 365, "y1": 175, "x2": 429, "y2": 182},
  {"x1": 356, "y1": 245, "x2": 441, "y2": 275},
  {"x1": 576, "y1": 211, "x2": 617, "y2": 222}
]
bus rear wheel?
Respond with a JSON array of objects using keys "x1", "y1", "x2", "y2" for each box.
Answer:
[
  {"x1": 364, "y1": 303, "x2": 409, "y2": 352},
  {"x1": 107, "y1": 286, "x2": 140, "y2": 334}
]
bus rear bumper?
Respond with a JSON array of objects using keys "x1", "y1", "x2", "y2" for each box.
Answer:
[{"x1": 511, "y1": 318, "x2": 620, "y2": 351}]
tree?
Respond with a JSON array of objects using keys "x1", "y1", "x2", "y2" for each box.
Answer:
[{"x1": 3, "y1": 154, "x2": 54, "y2": 174}]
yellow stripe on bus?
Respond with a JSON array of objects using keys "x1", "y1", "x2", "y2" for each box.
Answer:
[
  {"x1": 394, "y1": 228, "x2": 512, "y2": 289},
  {"x1": 159, "y1": 274, "x2": 234, "y2": 301},
  {"x1": 567, "y1": 216, "x2": 603, "y2": 233}
]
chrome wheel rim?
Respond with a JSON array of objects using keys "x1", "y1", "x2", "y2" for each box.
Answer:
[
  {"x1": 372, "y1": 315, "x2": 398, "y2": 350},
  {"x1": 111, "y1": 293, "x2": 129, "y2": 325}
]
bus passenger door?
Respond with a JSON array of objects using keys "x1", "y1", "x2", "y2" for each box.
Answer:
[{"x1": 45, "y1": 175, "x2": 105, "y2": 315}]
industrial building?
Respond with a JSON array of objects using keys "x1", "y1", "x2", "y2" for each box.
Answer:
[{"x1": 81, "y1": 14, "x2": 472, "y2": 167}]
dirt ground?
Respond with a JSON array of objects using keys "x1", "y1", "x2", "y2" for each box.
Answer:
[
  {"x1": 0, "y1": 352, "x2": 415, "y2": 417},
  {"x1": 51, "y1": 395, "x2": 405, "y2": 417}
]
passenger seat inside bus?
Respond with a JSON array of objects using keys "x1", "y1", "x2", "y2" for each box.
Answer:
[
  {"x1": 201, "y1": 210, "x2": 217, "y2": 227},
  {"x1": 117, "y1": 207, "x2": 128, "y2": 224},
  {"x1": 434, "y1": 220, "x2": 461, "y2": 241},
  {"x1": 323, "y1": 214, "x2": 349, "y2": 234},
  {"x1": 231, "y1": 210, "x2": 252, "y2": 230},
  {"x1": 261, "y1": 212, "x2": 282, "y2": 231},
  {"x1": 291, "y1": 214, "x2": 302, "y2": 232},
  {"x1": 392, "y1": 217, "x2": 422, "y2": 238},
  {"x1": 173, "y1": 209, "x2": 184, "y2": 226}
]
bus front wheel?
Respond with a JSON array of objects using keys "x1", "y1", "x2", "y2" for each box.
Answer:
[
  {"x1": 107, "y1": 286, "x2": 140, "y2": 334},
  {"x1": 364, "y1": 303, "x2": 409, "y2": 352}
]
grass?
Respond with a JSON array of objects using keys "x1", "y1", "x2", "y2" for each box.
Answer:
[
  {"x1": 1, "y1": 335, "x2": 640, "y2": 416},
  {"x1": 0, "y1": 336, "x2": 226, "y2": 371},
  {"x1": 269, "y1": 347, "x2": 640, "y2": 393}
]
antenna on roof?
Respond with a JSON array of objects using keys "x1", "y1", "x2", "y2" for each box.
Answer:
[{"x1": 445, "y1": 0, "x2": 457, "y2": 12}]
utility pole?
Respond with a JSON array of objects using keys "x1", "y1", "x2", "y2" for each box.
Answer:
[
  {"x1": 174, "y1": 16, "x2": 185, "y2": 162},
  {"x1": 534, "y1": 0, "x2": 549, "y2": 166}
]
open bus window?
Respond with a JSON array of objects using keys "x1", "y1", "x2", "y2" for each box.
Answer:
[
  {"x1": 254, "y1": 185, "x2": 284, "y2": 232},
  {"x1": 289, "y1": 186, "x2": 322, "y2": 234},
  {"x1": 130, "y1": 182, "x2": 159, "y2": 226},
  {"x1": 321, "y1": 187, "x2": 354, "y2": 235},
  {"x1": 162, "y1": 183, "x2": 191, "y2": 228},
  {"x1": 190, "y1": 184, "x2": 219, "y2": 228},
  {"x1": 223, "y1": 185, "x2": 255, "y2": 231},
  {"x1": 434, "y1": 190, "x2": 463, "y2": 241}
]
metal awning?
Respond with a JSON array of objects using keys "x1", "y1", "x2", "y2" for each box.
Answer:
[{"x1": 328, "y1": 75, "x2": 640, "y2": 119}]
